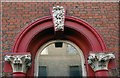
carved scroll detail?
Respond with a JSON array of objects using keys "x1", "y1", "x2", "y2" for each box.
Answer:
[
  {"x1": 4, "y1": 54, "x2": 31, "y2": 73},
  {"x1": 88, "y1": 53, "x2": 115, "y2": 71},
  {"x1": 52, "y1": 6, "x2": 65, "y2": 31}
]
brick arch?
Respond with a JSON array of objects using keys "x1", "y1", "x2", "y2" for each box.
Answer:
[
  {"x1": 5, "y1": 16, "x2": 107, "y2": 76},
  {"x1": 12, "y1": 16, "x2": 107, "y2": 52}
]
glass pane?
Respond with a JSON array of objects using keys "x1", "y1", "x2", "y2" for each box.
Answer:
[
  {"x1": 67, "y1": 44, "x2": 77, "y2": 55},
  {"x1": 38, "y1": 66, "x2": 47, "y2": 76},
  {"x1": 40, "y1": 48, "x2": 48, "y2": 55},
  {"x1": 69, "y1": 66, "x2": 82, "y2": 77},
  {"x1": 38, "y1": 42, "x2": 82, "y2": 77}
]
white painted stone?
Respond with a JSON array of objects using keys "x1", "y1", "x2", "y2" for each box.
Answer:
[
  {"x1": 88, "y1": 53, "x2": 115, "y2": 71},
  {"x1": 52, "y1": 6, "x2": 65, "y2": 31},
  {"x1": 4, "y1": 54, "x2": 31, "y2": 73}
]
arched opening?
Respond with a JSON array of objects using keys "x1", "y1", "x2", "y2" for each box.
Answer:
[
  {"x1": 4, "y1": 16, "x2": 107, "y2": 77},
  {"x1": 35, "y1": 40, "x2": 87, "y2": 77}
]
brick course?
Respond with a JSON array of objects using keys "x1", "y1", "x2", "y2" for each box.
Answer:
[{"x1": 1, "y1": 2, "x2": 119, "y2": 76}]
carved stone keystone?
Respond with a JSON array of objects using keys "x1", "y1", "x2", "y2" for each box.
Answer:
[
  {"x1": 4, "y1": 54, "x2": 31, "y2": 73},
  {"x1": 88, "y1": 53, "x2": 115, "y2": 71},
  {"x1": 52, "y1": 6, "x2": 65, "y2": 31}
]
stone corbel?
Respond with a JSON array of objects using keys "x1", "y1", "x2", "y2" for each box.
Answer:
[
  {"x1": 88, "y1": 53, "x2": 115, "y2": 72},
  {"x1": 4, "y1": 54, "x2": 31, "y2": 73}
]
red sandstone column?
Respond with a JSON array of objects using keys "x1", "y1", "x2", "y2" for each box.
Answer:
[
  {"x1": 4, "y1": 53, "x2": 31, "y2": 77},
  {"x1": 95, "y1": 70, "x2": 109, "y2": 77},
  {"x1": 88, "y1": 53, "x2": 115, "y2": 77},
  {"x1": 12, "y1": 72, "x2": 26, "y2": 77}
]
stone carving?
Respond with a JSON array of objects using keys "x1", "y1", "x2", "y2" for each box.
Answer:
[
  {"x1": 4, "y1": 54, "x2": 31, "y2": 73},
  {"x1": 88, "y1": 53, "x2": 115, "y2": 71},
  {"x1": 52, "y1": 6, "x2": 65, "y2": 31}
]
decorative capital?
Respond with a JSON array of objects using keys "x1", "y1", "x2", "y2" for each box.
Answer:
[
  {"x1": 52, "y1": 6, "x2": 65, "y2": 31},
  {"x1": 4, "y1": 54, "x2": 32, "y2": 73},
  {"x1": 88, "y1": 53, "x2": 115, "y2": 71}
]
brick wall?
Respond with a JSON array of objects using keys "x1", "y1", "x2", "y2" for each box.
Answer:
[
  {"x1": 0, "y1": 2, "x2": 2, "y2": 77},
  {"x1": 2, "y1": 2, "x2": 119, "y2": 76}
]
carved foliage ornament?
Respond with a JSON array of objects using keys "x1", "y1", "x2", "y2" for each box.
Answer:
[
  {"x1": 52, "y1": 6, "x2": 65, "y2": 31},
  {"x1": 4, "y1": 54, "x2": 32, "y2": 73},
  {"x1": 88, "y1": 53, "x2": 115, "y2": 71}
]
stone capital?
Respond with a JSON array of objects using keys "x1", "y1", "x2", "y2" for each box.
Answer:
[
  {"x1": 88, "y1": 53, "x2": 115, "y2": 71},
  {"x1": 4, "y1": 53, "x2": 32, "y2": 73}
]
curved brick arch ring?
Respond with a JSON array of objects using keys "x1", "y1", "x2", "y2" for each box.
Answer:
[
  {"x1": 10, "y1": 16, "x2": 107, "y2": 76},
  {"x1": 13, "y1": 16, "x2": 107, "y2": 52}
]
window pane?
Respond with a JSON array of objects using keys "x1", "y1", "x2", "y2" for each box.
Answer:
[
  {"x1": 38, "y1": 66, "x2": 47, "y2": 76},
  {"x1": 69, "y1": 66, "x2": 82, "y2": 77},
  {"x1": 67, "y1": 44, "x2": 77, "y2": 55},
  {"x1": 40, "y1": 48, "x2": 48, "y2": 55}
]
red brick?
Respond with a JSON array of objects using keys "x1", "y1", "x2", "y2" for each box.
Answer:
[{"x1": 1, "y1": 2, "x2": 119, "y2": 76}]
